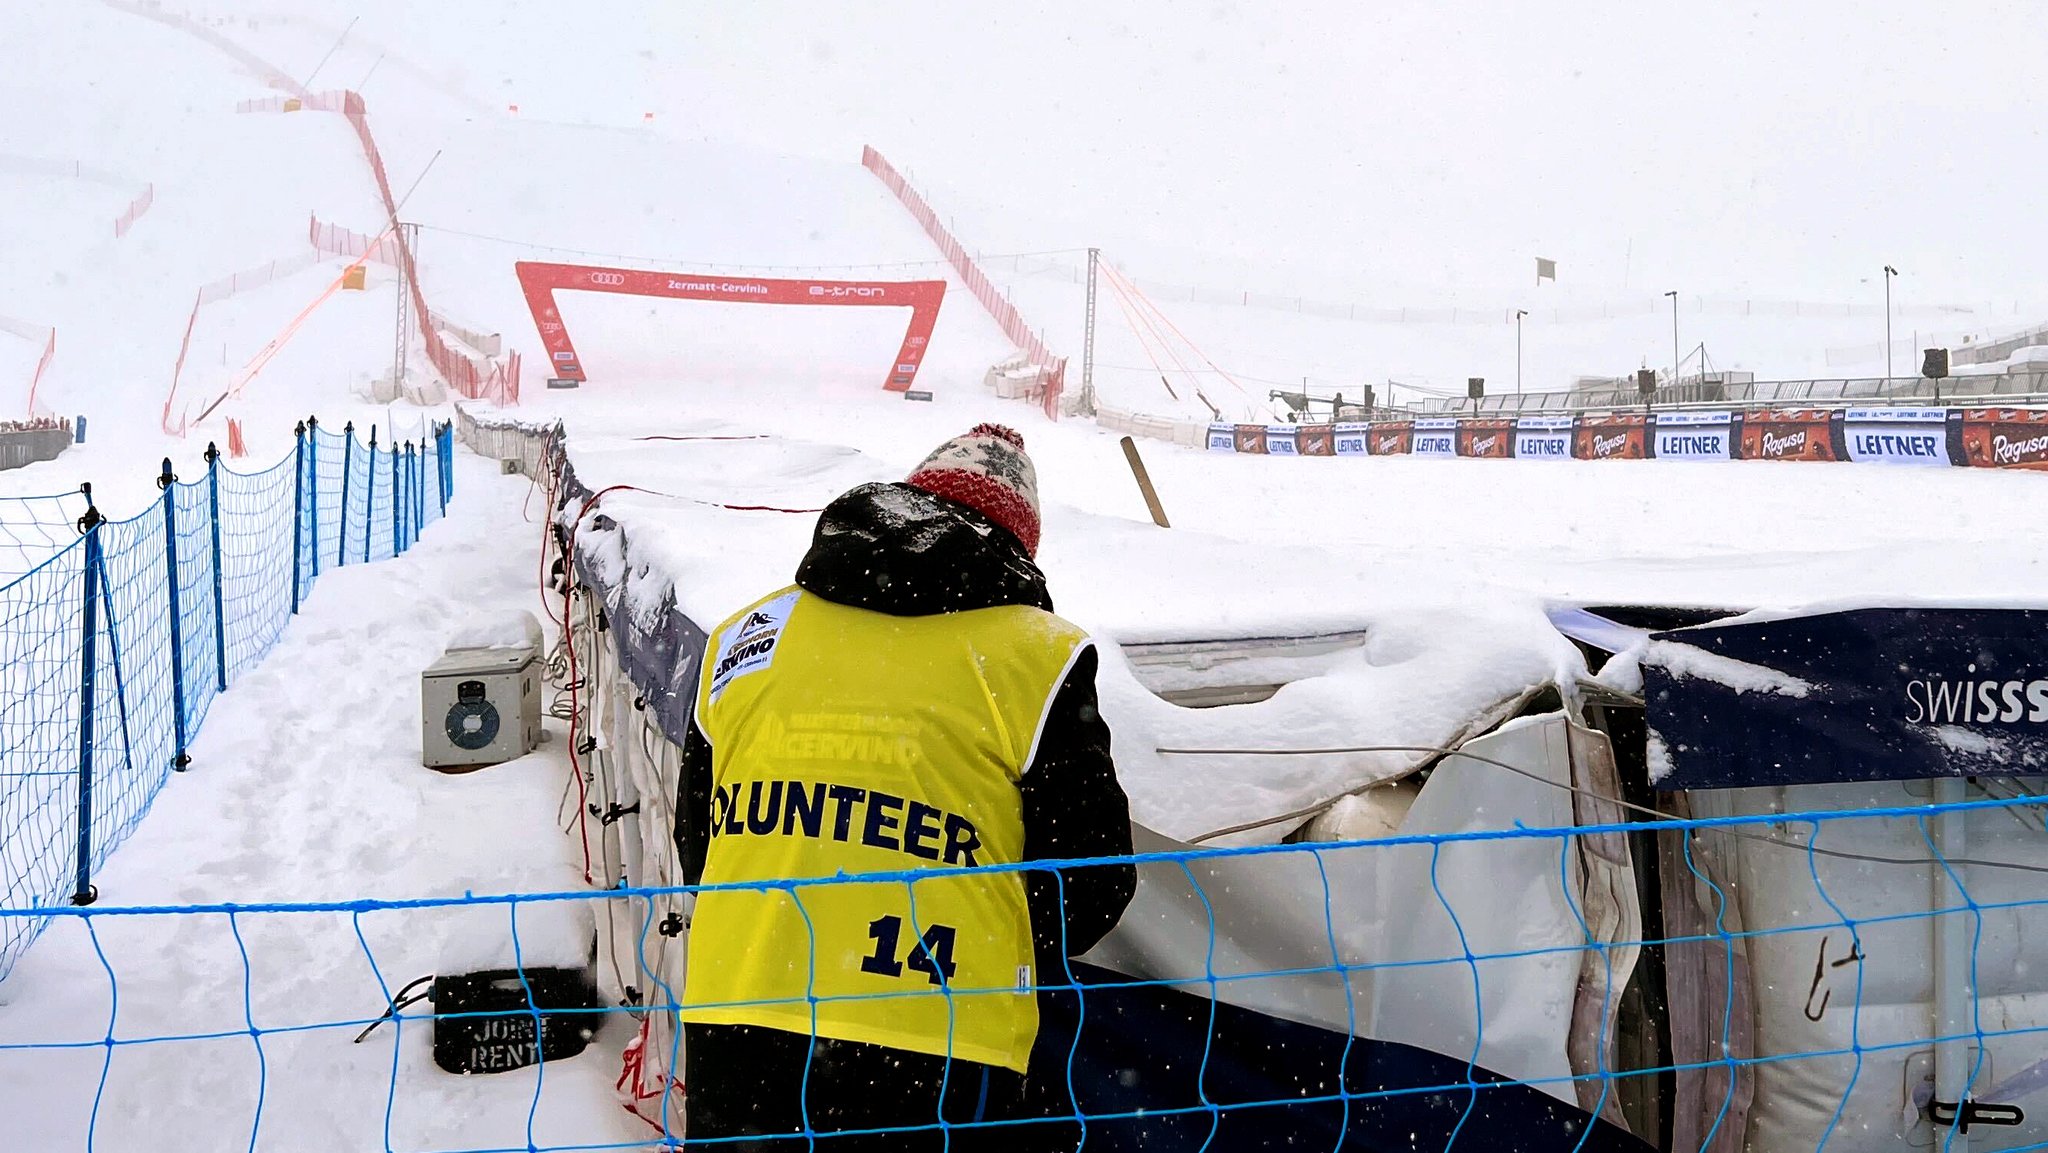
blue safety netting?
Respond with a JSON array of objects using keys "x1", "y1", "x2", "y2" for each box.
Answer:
[
  {"x1": 0, "y1": 419, "x2": 457, "y2": 982},
  {"x1": 2, "y1": 796, "x2": 2040, "y2": 1151}
]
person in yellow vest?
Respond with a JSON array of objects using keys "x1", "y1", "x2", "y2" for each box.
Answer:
[{"x1": 676, "y1": 423, "x2": 1135, "y2": 1151}]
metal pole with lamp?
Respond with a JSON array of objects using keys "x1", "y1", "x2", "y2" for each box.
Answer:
[
  {"x1": 1885, "y1": 265, "x2": 1899, "y2": 383},
  {"x1": 1664, "y1": 290, "x2": 1680, "y2": 393},
  {"x1": 1516, "y1": 309, "x2": 1527, "y2": 396}
]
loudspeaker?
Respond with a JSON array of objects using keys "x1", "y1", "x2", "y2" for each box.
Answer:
[
  {"x1": 1636, "y1": 369, "x2": 1658, "y2": 397},
  {"x1": 1922, "y1": 348, "x2": 1950, "y2": 380},
  {"x1": 1360, "y1": 385, "x2": 1376, "y2": 411},
  {"x1": 1467, "y1": 378, "x2": 1485, "y2": 400}
]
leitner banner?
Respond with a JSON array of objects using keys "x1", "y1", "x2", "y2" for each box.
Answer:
[
  {"x1": 1295, "y1": 424, "x2": 1335, "y2": 456},
  {"x1": 1332, "y1": 422, "x2": 1370, "y2": 455},
  {"x1": 1232, "y1": 424, "x2": 1267, "y2": 454},
  {"x1": 1456, "y1": 418, "x2": 1514, "y2": 459},
  {"x1": 1206, "y1": 423, "x2": 1236, "y2": 452},
  {"x1": 1367, "y1": 423, "x2": 1412, "y2": 456},
  {"x1": 1646, "y1": 607, "x2": 2048, "y2": 789},
  {"x1": 1411, "y1": 418, "x2": 1458, "y2": 458},
  {"x1": 1575, "y1": 414, "x2": 1648, "y2": 460},
  {"x1": 1960, "y1": 408, "x2": 2048, "y2": 469},
  {"x1": 1513, "y1": 416, "x2": 1575, "y2": 460},
  {"x1": 1650, "y1": 411, "x2": 1735, "y2": 461},
  {"x1": 1740, "y1": 408, "x2": 1839, "y2": 462},
  {"x1": 1264, "y1": 425, "x2": 1300, "y2": 456},
  {"x1": 1842, "y1": 407, "x2": 1953, "y2": 467}
]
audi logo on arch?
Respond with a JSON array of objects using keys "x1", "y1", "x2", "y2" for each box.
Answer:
[{"x1": 589, "y1": 272, "x2": 627, "y2": 287}]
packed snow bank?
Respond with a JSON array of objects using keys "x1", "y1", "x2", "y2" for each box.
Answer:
[{"x1": 0, "y1": 458, "x2": 638, "y2": 1152}]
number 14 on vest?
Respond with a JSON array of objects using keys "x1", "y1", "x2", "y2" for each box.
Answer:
[{"x1": 861, "y1": 916, "x2": 959, "y2": 985}]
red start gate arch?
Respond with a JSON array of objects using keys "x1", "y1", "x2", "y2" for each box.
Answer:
[{"x1": 514, "y1": 261, "x2": 945, "y2": 392}]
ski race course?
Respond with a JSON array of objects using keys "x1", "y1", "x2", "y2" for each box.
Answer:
[{"x1": 6, "y1": 3, "x2": 2048, "y2": 1151}]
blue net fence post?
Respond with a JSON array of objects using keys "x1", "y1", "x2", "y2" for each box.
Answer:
[
  {"x1": 363, "y1": 426, "x2": 377, "y2": 566},
  {"x1": 290, "y1": 421, "x2": 304, "y2": 615},
  {"x1": 390, "y1": 438, "x2": 402, "y2": 557},
  {"x1": 71, "y1": 486, "x2": 103, "y2": 908},
  {"x1": 205, "y1": 444, "x2": 226, "y2": 694},
  {"x1": 337, "y1": 421, "x2": 354, "y2": 571},
  {"x1": 404, "y1": 442, "x2": 416, "y2": 551},
  {"x1": 307, "y1": 415, "x2": 321, "y2": 580},
  {"x1": 435, "y1": 422, "x2": 450, "y2": 516},
  {"x1": 157, "y1": 459, "x2": 190, "y2": 773}
]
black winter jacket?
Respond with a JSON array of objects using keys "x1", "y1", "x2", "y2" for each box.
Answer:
[{"x1": 676, "y1": 482, "x2": 1137, "y2": 972}]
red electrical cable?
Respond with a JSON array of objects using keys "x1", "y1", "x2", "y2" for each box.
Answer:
[{"x1": 549, "y1": 480, "x2": 827, "y2": 880}]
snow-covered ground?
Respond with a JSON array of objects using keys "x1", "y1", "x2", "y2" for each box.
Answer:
[{"x1": 0, "y1": 457, "x2": 647, "y2": 1152}]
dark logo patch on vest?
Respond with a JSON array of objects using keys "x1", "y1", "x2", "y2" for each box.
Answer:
[{"x1": 710, "y1": 591, "x2": 800, "y2": 701}]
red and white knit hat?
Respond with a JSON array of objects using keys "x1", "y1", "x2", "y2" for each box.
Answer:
[{"x1": 904, "y1": 423, "x2": 1042, "y2": 556}]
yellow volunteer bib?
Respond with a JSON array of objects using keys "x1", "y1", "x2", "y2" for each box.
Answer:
[{"x1": 681, "y1": 586, "x2": 1089, "y2": 1072}]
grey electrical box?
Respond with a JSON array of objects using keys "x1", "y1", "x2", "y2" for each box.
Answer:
[{"x1": 423, "y1": 629, "x2": 542, "y2": 771}]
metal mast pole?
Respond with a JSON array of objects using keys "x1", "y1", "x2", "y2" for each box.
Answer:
[
  {"x1": 1665, "y1": 290, "x2": 1680, "y2": 392},
  {"x1": 1516, "y1": 309, "x2": 1527, "y2": 394},
  {"x1": 1884, "y1": 265, "x2": 1898, "y2": 383},
  {"x1": 1082, "y1": 248, "x2": 1099, "y2": 413},
  {"x1": 391, "y1": 221, "x2": 416, "y2": 396}
]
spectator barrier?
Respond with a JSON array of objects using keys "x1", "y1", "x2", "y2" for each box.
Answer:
[
  {"x1": 1198, "y1": 407, "x2": 2048, "y2": 469},
  {"x1": 0, "y1": 418, "x2": 456, "y2": 984}
]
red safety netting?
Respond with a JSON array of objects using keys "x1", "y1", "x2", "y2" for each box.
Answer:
[
  {"x1": 861, "y1": 146, "x2": 1064, "y2": 419},
  {"x1": 113, "y1": 184, "x2": 153, "y2": 238},
  {"x1": 309, "y1": 214, "x2": 402, "y2": 265},
  {"x1": 241, "y1": 89, "x2": 518, "y2": 406},
  {"x1": 0, "y1": 316, "x2": 57, "y2": 418},
  {"x1": 332, "y1": 91, "x2": 516, "y2": 406}
]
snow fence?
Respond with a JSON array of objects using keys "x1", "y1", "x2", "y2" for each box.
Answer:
[{"x1": 0, "y1": 419, "x2": 456, "y2": 981}]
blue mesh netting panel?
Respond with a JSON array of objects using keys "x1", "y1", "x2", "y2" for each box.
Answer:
[
  {"x1": 0, "y1": 421, "x2": 458, "y2": 985},
  {"x1": 366, "y1": 442, "x2": 396, "y2": 563},
  {"x1": 311, "y1": 426, "x2": 348, "y2": 579},
  {"x1": 84, "y1": 507, "x2": 179, "y2": 865},
  {"x1": 0, "y1": 491, "x2": 88, "y2": 585},
  {"x1": 0, "y1": 541, "x2": 86, "y2": 977},
  {"x1": 217, "y1": 455, "x2": 299, "y2": 683},
  {"x1": 172, "y1": 478, "x2": 221, "y2": 731}
]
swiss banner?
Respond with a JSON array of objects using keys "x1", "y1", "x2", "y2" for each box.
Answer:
[
  {"x1": 1958, "y1": 408, "x2": 2048, "y2": 469},
  {"x1": 1739, "y1": 408, "x2": 1839, "y2": 462},
  {"x1": 1647, "y1": 608, "x2": 2048, "y2": 789},
  {"x1": 1574, "y1": 414, "x2": 1648, "y2": 460},
  {"x1": 1455, "y1": 418, "x2": 1514, "y2": 459},
  {"x1": 513, "y1": 261, "x2": 944, "y2": 392}
]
